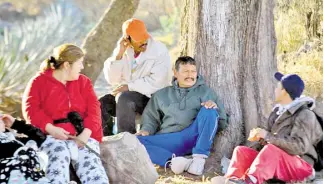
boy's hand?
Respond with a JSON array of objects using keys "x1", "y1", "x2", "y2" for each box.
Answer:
[{"x1": 248, "y1": 128, "x2": 268, "y2": 142}]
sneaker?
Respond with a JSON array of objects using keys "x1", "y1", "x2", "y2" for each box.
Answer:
[
  {"x1": 169, "y1": 154, "x2": 192, "y2": 174},
  {"x1": 187, "y1": 154, "x2": 207, "y2": 175},
  {"x1": 226, "y1": 176, "x2": 256, "y2": 184},
  {"x1": 225, "y1": 178, "x2": 246, "y2": 184},
  {"x1": 307, "y1": 168, "x2": 316, "y2": 181},
  {"x1": 211, "y1": 176, "x2": 226, "y2": 184},
  {"x1": 247, "y1": 175, "x2": 257, "y2": 183}
]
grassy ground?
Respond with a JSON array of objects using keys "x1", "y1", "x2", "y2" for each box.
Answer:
[
  {"x1": 155, "y1": 167, "x2": 323, "y2": 184},
  {"x1": 156, "y1": 167, "x2": 215, "y2": 184}
]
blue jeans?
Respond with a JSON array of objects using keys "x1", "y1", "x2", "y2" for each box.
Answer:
[{"x1": 137, "y1": 107, "x2": 219, "y2": 166}]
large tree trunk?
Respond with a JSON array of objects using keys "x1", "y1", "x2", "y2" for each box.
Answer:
[
  {"x1": 181, "y1": 0, "x2": 277, "y2": 173},
  {"x1": 81, "y1": 0, "x2": 140, "y2": 82}
]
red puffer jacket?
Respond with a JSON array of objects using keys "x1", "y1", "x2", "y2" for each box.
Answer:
[{"x1": 22, "y1": 69, "x2": 103, "y2": 142}]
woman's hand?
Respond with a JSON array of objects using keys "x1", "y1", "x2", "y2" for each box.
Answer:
[
  {"x1": 1, "y1": 114, "x2": 15, "y2": 128},
  {"x1": 75, "y1": 128, "x2": 92, "y2": 147},
  {"x1": 45, "y1": 123, "x2": 70, "y2": 140}
]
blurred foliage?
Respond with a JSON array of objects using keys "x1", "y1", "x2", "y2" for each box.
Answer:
[
  {"x1": 276, "y1": 0, "x2": 322, "y2": 16},
  {"x1": 71, "y1": 0, "x2": 111, "y2": 22},
  {"x1": 71, "y1": 0, "x2": 181, "y2": 32},
  {"x1": 153, "y1": 7, "x2": 180, "y2": 48},
  {"x1": 0, "y1": 0, "x2": 53, "y2": 15},
  {"x1": 278, "y1": 48, "x2": 323, "y2": 99},
  {"x1": 275, "y1": 9, "x2": 306, "y2": 53},
  {"x1": 275, "y1": 0, "x2": 322, "y2": 53},
  {"x1": 275, "y1": 0, "x2": 323, "y2": 100},
  {"x1": 0, "y1": 0, "x2": 90, "y2": 116}
]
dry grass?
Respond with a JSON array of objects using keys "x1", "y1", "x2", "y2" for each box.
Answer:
[
  {"x1": 277, "y1": 49, "x2": 323, "y2": 99},
  {"x1": 155, "y1": 166, "x2": 225, "y2": 184},
  {"x1": 156, "y1": 168, "x2": 210, "y2": 184}
]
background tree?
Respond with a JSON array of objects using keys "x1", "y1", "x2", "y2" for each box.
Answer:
[
  {"x1": 180, "y1": 0, "x2": 277, "y2": 173},
  {"x1": 276, "y1": 0, "x2": 322, "y2": 40},
  {"x1": 275, "y1": 0, "x2": 322, "y2": 117}
]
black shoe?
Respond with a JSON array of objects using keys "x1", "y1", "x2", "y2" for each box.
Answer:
[
  {"x1": 226, "y1": 178, "x2": 246, "y2": 184},
  {"x1": 226, "y1": 177, "x2": 256, "y2": 184},
  {"x1": 266, "y1": 178, "x2": 285, "y2": 183}
]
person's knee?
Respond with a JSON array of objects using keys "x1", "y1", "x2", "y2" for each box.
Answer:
[
  {"x1": 262, "y1": 144, "x2": 280, "y2": 152},
  {"x1": 99, "y1": 94, "x2": 112, "y2": 104},
  {"x1": 199, "y1": 107, "x2": 218, "y2": 119},
  {"x1": 233, "y1": 145, "x2": 250, "y2": 154},
  {"x1": 98, "y1": 95, "x2": 105, "y2": 104},
  {"x1": 256, "y1": 144, "x2": 282, "y2": 161},
  {"x1": 137, "y1": 135, "x2": 148, "y2": 144},
  {"x1": 200, "y1": 106, "x2": 218, "y2": 113},
  {"x1": 117, "y1": 92, "x2": 136, "y2": 109},
  {"x1": 49, "y1": 144, "x2": 71, "y2": 161},
  {"x1": 88, "y1": 138, "x2": 99, "y2": 145}
]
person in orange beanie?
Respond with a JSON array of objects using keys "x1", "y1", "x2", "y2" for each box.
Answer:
[{"x1": 100, "y1": 18, "x2": 172, "y2": 136}]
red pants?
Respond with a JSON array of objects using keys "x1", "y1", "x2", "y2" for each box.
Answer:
[{"x1": 225, "y1": 144, "x2": 313, "y2": 184}]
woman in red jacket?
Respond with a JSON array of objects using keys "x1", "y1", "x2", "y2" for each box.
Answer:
[{"x1": 22, "y1": 44, "x2": 108, "y2": 184}]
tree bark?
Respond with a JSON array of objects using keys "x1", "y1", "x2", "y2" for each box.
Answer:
[
  {"x1": 180, "y1": 0, "x2": 277, "y2": 173},
  {"x1": 81, "y1": 0, "x2": 140, "y2": 82},
  {"x1": 305, "y1": 0, "x2": 322, "y2": 39}
]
